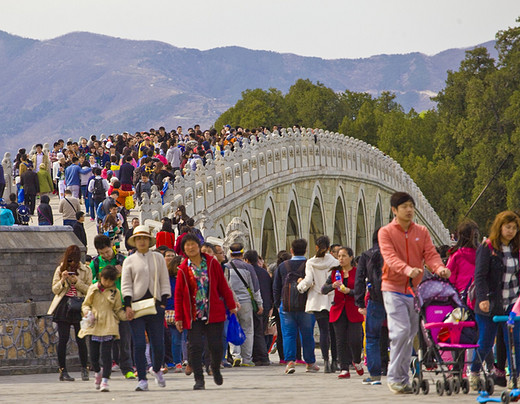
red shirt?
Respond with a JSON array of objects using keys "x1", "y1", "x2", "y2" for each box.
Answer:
[
  {"x1": 156, "y1": 231, "x2": 175, "y2": 249},
  {"x1": 329, "y1": 267, "x2": 364, "y2": 323}
]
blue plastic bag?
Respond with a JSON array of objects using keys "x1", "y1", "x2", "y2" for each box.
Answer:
[
  {"x1": 17, "y1": 188, "x2": 24, "y2": 203},
  {"x1": 227, "y1": 312, "x2": 246, "y2": 346}
]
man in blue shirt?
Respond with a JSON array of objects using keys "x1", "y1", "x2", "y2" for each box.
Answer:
[{"x1": 65, "y1": 156, "x2": 91, "y2": 198}]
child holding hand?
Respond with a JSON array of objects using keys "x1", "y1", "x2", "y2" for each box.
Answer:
[{"x1": 79, "y1": 265, "x2": 127, "y2": 392}]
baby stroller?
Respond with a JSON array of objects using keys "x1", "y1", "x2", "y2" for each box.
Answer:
[{"x1": 411, "y1": 275, "x2": 493, "y2": 396}]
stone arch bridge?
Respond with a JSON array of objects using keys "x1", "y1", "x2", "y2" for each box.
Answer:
[{"x1": 140, "y1": 128, "x2": 450, "y2": 263}]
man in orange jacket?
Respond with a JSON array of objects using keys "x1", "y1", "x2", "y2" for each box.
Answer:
[{"x1": 378, "y1": 192, "x2": 450, "y2": 394}]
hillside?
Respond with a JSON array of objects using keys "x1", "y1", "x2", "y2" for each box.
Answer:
[{"x1": 0, "y1": 30, "x2": 497, "y2": 152}]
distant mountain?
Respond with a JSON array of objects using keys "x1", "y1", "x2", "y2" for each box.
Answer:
[{"x1": 0, "y1": 30, "x2": 497, "y2": 154}]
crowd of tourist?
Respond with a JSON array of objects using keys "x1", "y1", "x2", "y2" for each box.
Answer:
[{"x1": 2, "y1": 125, "x2": 520, "y2": 396}]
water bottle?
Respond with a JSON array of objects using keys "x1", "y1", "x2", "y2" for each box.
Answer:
[{"x1": 335, "y1": 270, "x2": 342, "y2": 288}]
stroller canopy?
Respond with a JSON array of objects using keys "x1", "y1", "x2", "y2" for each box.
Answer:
[{"x1": 415, "y1": 276, "x2": 464, "y2": 311}]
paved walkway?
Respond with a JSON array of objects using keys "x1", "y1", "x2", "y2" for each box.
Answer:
[{"x1": 0, "y1": 355, "x2": 493, "y2": 403}]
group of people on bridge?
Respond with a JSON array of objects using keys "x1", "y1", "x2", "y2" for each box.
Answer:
[{"x1": 2, "y1": 124, "x2": 520, "y2": 397}]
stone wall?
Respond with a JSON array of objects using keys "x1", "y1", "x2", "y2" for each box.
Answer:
[{"x1": 0, "y1": 226, "x2": 86, "y2": 374}]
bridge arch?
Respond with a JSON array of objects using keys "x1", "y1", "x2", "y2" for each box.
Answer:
[
  {"x1": 333, "y1": 187, "x2": 348, "y2": 247},
  {"x1": 285, "y1": 187, "x2": 302, "y2": 250},
  {"x1": 240, "y1": 205, "x2": 254, "y2": 250},
  {"x1": 308, "y1": 183, "x2": 326, "y2": 250},
  {"x1": 261, "y1": 194, "x2": 279, "y2": 264},
  {"x1": 355, "y1": 188, "x2": 368, "y2": 256},
  {"x1": 374, "y1": 192, "x2": 383, "y2": 232}
]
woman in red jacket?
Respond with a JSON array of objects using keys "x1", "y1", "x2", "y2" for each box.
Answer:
[
  {"x1": 174, "y1": 233, "x2": 237, "y2": 390},
  {"x1": 322, "y1": 247, "x2": 364, "y2": 379}
]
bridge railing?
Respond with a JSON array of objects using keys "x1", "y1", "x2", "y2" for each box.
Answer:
[{"x1": 139, "y1": 127, "x2": 450, "y2": 244}]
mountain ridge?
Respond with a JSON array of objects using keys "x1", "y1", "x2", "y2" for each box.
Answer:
[{"x1": 0, "y1": 30, "x2": 498, "y2": 153}]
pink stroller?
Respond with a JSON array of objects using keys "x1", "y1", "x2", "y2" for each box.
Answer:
[{"x1": 411, "y1": 276, "x2": 493, "y2": 396}]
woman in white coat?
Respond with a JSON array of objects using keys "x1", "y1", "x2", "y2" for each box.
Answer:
[{"x1": 297, "y1": 235, "x2": 339, "y2": 373}]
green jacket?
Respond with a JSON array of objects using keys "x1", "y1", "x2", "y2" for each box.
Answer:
[
  {"x1": 90, "y1": 251, "x2": 126, "y2": 303},
  {"x1": 37, "y1": 169, "x2": 54, "y2": 194}
]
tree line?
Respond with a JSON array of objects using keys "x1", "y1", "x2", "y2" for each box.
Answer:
[{"x1": 215, "y1": 19, "x2": 520, "y2": 234}]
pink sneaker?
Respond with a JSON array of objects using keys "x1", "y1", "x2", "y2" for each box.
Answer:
[
  {"x1": 94, "y1": 372, "x2": 102, "y2": 390},
  {"x1": 173, "y1": 363, "x2": 183, "y2": 373},
  {"x1": 279, "y1": 360, "x2": 287, "y2": 365},
  {"x1": 295, "y1": 359, "x2": 306, "y2": 365}
]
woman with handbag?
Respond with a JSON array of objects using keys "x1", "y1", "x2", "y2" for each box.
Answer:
[
  {"x1": 122, "y1": 225, "x2": 171, "y2": 392},
  {"x1": 47, "y1": 244, "x2": 92, "y2": 382},
  {"x1": 174, "y1": 233, "x2": 238, "y2": 390}
]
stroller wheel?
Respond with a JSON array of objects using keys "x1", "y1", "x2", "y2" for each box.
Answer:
[
  {"x1": 436, "y1": 380, "x2": 444, "y2": 396},
  {"x1": 412, "y1": 378, "x2": 420, "y2": 395},
  {"x1": 486, "y1": 376, "x2": 495, "y2": 395},
  {"x1": 445, "y1": 379, "x2": 453, "y2": 396},
  {"x1": 421, "y1": 379, "x2": 429, "y2": 395},
  {"x1": 461, "y1": 378, "x2": 470, "y2": 394},
  {"x1": 501, "y1": 390, "x2": 511, "y2": 404},
  {"x1": 477, "y1": 378, "x2": 485, "y2": 392},
  {"x1": 453, "y1": 378, "x2": 461, "y2": 394}
]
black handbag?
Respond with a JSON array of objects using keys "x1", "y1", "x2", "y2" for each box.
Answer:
[{"x1": 67, "y1": 296, "x2": 84, "y2": 312}]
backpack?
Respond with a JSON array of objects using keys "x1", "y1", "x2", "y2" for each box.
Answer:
[
  {"x1": 365, "y1": 248, "x2": 384, "y2": 303},
  {"x1": 96, "y1": 201, "x2": 106, "y2": 222},
  {"x1": 92, "y1": 253, "x2": 125, "y2": 281},
  {"x1": 92, "y1": 178, "x2": 105, "y2": 200},
  {"x1": 281, "y1": 261, "x2": 307, "y2": 312}
]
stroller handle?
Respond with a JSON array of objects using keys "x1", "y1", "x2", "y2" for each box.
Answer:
[{"x1": 493, "y1": 314, "x2": 520, "y2": 323}]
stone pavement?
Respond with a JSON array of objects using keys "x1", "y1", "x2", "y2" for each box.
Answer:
[{"x1": 0, "y1": 355, "x2": 492, "y2": 404}]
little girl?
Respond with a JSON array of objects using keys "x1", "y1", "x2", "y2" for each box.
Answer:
[{"x1": 79, "y1": 265, "x2": 127, "y2": 392}]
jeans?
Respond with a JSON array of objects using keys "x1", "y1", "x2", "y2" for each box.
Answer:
[
  {"x1": 80, "y1": 185, "x2": 90, "y2": 214},
  {"x1": 129, "y1": 307, "x2": 165, "y2": 381},
  {"x1": 333, "y1": 310, "x2": 363, "y2": 370},
  {"x1": 365, "y1": 299, "x2": 387, "y2": 376},
  {"x1": 169, "y1": 325, "x2": 187, "y2": 365},
  {"x1": 279, "y1": 304, "x2": 316, "y2": 364},
  {"x1": 90, "y1": 338, "x2": 114, "y2": 379},
  {"x1": 383, "y1": 291, "x2": 418, "y2": 385},
  {"x1": 231, "y1": 300, "x2": 254, "y2": 363},
  {"x1": 56, "y1": 321, "x2": 88, "y2": 369},
  {"x1": 188, "y1": 320, "x2": 224, "y2": 381},
  {"x1": 63, "y1": 219, "x2": 77, "y2": 227},
  {"x1": 67, "y1": 184, "x2": 80, "y2": 199},
  {"x1": 471, "y1": 306, "x2": 520, "y2": 373}
]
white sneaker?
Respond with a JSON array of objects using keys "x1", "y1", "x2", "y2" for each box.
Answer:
[
  {"x1": 149, "y1": 368, "x2": 166, "y2": 388},
  {"x1": 135, "y1": 379, "x2": 149, "y2": 391},
  {"x1": 100, "y1": 379, "x2": 109, "y2": 392}
]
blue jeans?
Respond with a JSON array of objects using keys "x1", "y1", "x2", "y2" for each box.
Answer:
[
  {"x1": 279, "y1": 304, "x2": 316, "y2": 364},
  {"x1": 80, "y1": 185, "x2": 90, "y2": 214},
  {"x1": 222, "y1": 317, "x2": 229, "y2": 361},
  {"x1": 168, "y1": 325, "x2": 187, "y2": 365},
  {"x1": 471, "y1": 306, "x2": 520, "y2": 373},
  {"x1": 129, "y1": 307, "x2": 165, "y2": 381},
  {"x1": 366, "y1": 299, "x2": 387, "y2": 377},
  {"x1": 63, "y1": 219, "x2": 76, "y2": 227}
]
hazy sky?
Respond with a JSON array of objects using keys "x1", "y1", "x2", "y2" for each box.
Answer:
[{"x1": 1, "y1": 0, "x2": 519, "y2": 59}]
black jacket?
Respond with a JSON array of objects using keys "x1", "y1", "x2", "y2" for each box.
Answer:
[
  {"x1": 21, "y1": 170, "x2": 40, "y2": 195},
  {"x1": 73, "y1": 222, "x2": 87, "y2": 247},
  {"x1": 6, "y1": 202, "x2": 20, "y2": 224},
  {"x1": 37, "y1": 203, "x2": 54, "y2": 225},
  {"x1": 474, "y1": 240, "x2": 519, "y2": 316},
  {"x1": 354, "y1": 243, "x2": 384, "y2": 308},
  {"x1": 119, "y1": 162, "x2": 134, "y2": 185},
  {"x1": 253, "y1": 264, "x2": 273, "y2": 312}
]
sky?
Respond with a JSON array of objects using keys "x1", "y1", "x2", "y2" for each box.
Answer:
[{"x1": 0, "y1": 0, "x2": 519, "y2": 59}]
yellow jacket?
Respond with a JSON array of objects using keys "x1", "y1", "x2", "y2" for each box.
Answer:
[{"x1": 78, "y1": 283, "x2": 127, "y2": 339}]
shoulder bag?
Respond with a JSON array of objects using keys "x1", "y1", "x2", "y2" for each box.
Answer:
[
  {"x1": 131, "y1": 254, "x2": 158, "y2": 319},
  {"x1": 230, "y1": 261, "x2": 259, "y2": 312}
]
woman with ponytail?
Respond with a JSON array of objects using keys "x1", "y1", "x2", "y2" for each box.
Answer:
[{"x1": 297, "y1": 235, "x2": 339, "y2": 373}]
